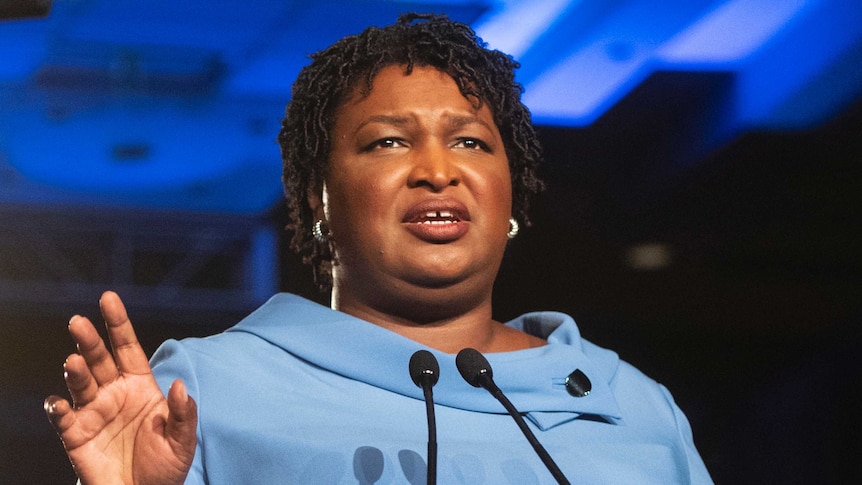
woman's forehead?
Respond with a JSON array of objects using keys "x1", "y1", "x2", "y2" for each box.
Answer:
[{"x1": 335, "y1": 65, "x2": 493, "y2": 127}]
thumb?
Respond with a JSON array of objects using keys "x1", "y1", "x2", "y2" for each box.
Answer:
[{"x1": 165, "y1": 379, "x2": 198, "y2": 460}]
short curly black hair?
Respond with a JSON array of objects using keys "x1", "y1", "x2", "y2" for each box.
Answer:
[{"x1": 279, "y1": 13, "x2": 544, "y2": 290}]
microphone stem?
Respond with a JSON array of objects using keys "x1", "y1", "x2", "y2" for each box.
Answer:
[
  {"x1": 483, "y1": 379, "x2": 570, "y2": 485},
  {"x1": 422, "y1": 385, "x2": 437, "y2": 485}
]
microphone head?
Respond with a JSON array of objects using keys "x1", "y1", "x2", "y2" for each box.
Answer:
[
  {"x1": 455, "y1": 348, "x2": 493, "y2": 388},
  {"x1": 409, "y1": 349, "x2": 440, "y2": 388}
]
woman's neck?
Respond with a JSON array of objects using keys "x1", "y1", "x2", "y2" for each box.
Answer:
[{"x1": 331, "y1": 289, "x2": 545, "y2": 354}]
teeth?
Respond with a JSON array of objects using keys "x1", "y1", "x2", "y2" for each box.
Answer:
[{"x1": 420, "y1": 210, "x2": 456, "y2": 222}]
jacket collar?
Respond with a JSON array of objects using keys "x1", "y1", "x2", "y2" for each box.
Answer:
[{"x1": 230, "y1": 293, "x2": 622, "y2": 429}]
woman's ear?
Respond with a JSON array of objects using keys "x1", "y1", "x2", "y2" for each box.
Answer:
[{"x1": 307, "y1": 184, "x2": 326, "y2": 221}]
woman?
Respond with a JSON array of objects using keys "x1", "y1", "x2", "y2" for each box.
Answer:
[{"x1": 45, "y1": 14, "x2": 712, "y2": 484}]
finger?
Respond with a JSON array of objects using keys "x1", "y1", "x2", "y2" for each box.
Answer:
[
  {"x1": 100, "y1": 291, "x2": 152, "y2": 375},
  {"x1": 165, "y1": 380, "x2": 198, "y2": 462},
  {"x1": 64, "y1": 353, "x2": 99, "y2": 407},
  {"x1": 44, "y1": 396, "x2": 92, "y2": 452},
  {"x1": 44, "y1": 395, "x2": 76, "y2": 436},
  {"x1": 69, "y1": 314, "x2": 120, "y2": 386}
]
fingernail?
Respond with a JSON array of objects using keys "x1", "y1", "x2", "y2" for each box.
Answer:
[{"x1": 172, "y1": 380, "x2": 189, "y2": 403}]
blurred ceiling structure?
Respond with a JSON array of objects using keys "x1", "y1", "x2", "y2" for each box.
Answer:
[{"x1": 1, "y1": 0, "x2": 860, "y2": 214}]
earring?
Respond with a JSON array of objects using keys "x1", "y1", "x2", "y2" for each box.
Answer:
[
  {"x1": 507, "y1": 217, "x2": 520, "y2": 239},
  {"x1": 313, "y1": 219, "x2": 329, "y2": 244}
]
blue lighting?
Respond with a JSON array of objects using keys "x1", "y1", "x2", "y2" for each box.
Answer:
[{"x1": 1, "y1": 0, "x2": 860, "y2": 214}]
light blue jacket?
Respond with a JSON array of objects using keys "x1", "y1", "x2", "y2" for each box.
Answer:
[{"x1": 151, "y1": 293, "x2": 713, "y2": 484}]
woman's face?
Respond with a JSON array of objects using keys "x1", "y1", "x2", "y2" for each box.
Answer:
[{"x1": 316, "y1": 65, "x2": 512, "y2": 319}]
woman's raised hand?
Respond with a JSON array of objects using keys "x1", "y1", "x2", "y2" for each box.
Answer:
[{"x1": 44, "y1": 291, "x2": 197, "y2": 485}]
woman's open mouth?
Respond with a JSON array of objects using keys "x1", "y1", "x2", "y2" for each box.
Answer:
[{"x1": 403, "y1": 201, "x2": 471, "y2": 243}]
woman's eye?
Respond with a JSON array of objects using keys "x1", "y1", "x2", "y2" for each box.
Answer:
[
  {"x1": 455, "y1": 138, "x2": 489, "y2": 151},
  {"x1": 363, "y1": 138, "x2": 405, "y2": 152}
]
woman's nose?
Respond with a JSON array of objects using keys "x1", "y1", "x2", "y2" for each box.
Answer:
[{"x1": 406, "y1": 144, "x2": 461, "y2": 191}]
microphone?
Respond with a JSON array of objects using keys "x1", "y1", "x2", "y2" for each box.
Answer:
[
  {"x1": 456, "y1": 348, "x2": 571, "y2": 485},
  {"x1": 409, "y1": 350, "x2": 439, "y2": 485}
]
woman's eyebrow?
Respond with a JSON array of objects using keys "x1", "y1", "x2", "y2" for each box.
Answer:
[
  {"x1": 353, "y1": 113, "x2": 493, "y2": 134},
  {"x1": 355, "y1": 114, "x2": 412, "y2": 133},
  {"x1": 444, "y1": 113, "x2": 493, "y2": 131}
]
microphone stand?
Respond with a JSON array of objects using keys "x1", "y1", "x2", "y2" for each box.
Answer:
[
  {"x1": 456, "y1": 348, "x2": 571, "y2": 485},
  {"x1": 409, "y1": 350, "x2": 439, "y2": 485},
  {"x1": 475, "y1": 373, "x2": 570, "y2": 485},
  {"x1": 421, "y1": 382, "x2": 437, "y2": 485}
]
